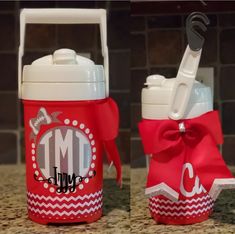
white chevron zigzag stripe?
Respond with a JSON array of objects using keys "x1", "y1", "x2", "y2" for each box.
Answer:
[
  {"x1": 28, "y1": 197, "x2": 102, "y2": 209},
  {"x1": 149, "y1": 201, "x2": 214, "y2": 211},
  {"x1": 150, "y1": 205, "x2": 212, "y2": 216},
  {"x1": 209, "y1": 178, "x2": 235, "y2": 201},
  {"x1": 27, "y1": 190, "x2": 102, "y2": 202},
  {"x1": 28, "y1": 203, "x2": 102, "y2": 216},
  {"x1": 145, "y1": 182, "x2": 179, "y2": 201},
  {"x1": 150, "y1": 195, "x2": 212, "y2": 205}
]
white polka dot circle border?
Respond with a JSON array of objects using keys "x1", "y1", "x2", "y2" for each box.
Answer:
[{"x1": 31, "y1": 118, "x2": 96, "y2": 193}]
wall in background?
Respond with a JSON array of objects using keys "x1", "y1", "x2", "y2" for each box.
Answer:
[
  {"x1": 0, "y1": 1, "x2": 130, "y2": 164},
  {"x1": 131, "y1": 1, "x2": 235, "y2": 167},
  {"x1": 1, "y1": 1, "x2": 235, "y2": 168}
]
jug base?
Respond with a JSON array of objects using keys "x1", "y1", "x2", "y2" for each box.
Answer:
[
  {"x1": 28, "y1": 209, "x2": 102, "y2": 225},
  {"x1": 150, "y1": 210, "x2": 212, "y2": 225}
]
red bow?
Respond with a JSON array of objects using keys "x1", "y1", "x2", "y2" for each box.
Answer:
[
  {"x1": 138, "y1": 111, "x2": 234, "y2": 197},
  {"x1": 95, "y1": 98, "x2": 122, "y2": 187}
]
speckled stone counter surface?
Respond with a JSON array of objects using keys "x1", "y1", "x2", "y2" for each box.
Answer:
[
  {"x1": 131, "y1": 167, "x2": 235, "y2": 234},
  {"x1": 0, "y1": 164, "x2": 130, "y2": 234}
]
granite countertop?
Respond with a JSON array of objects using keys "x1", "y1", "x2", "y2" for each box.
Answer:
[
  {"x1": 131, "y1": 167, "x2": 235, "y2": 234},
  {"x1": 0, "y1": 164, "x2": 130, "y2": 234}
]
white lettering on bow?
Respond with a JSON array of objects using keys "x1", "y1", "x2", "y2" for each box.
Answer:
[{"x1": 180, "y1": 163, "x2": 206, "y2": 197}]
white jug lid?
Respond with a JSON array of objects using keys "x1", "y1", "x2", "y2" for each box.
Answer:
[
  {"x1": 22, "y1": 48, "x2": 105, "y2": 101},
  {"x1": 23, "y1": 48, "x2": 104, "y2": 83},
  {"x1": 142, "y1": 75, "x2": 211, "y2": 105},
  {"x1": 142, "y1": 74, "x2": 213, "y2": 119}
]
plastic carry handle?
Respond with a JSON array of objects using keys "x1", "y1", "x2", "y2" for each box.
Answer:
[
  {"x1": 18, "y1": 8, "x2": 109, "y2": 98},
  {"x1": 168, "y1": 45, "x2": 202, "y2": 120}
]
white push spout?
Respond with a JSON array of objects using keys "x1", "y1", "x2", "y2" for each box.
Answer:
[
  {"x1": 168, "y1": 46, "x2": 202, "y2": 120},
  {"x1": 168, "y1": 12, "x2": 209, "y2": 120}
]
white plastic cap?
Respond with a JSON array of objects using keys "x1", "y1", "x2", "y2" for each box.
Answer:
[
  {"x1": 53, "y1": 49, "x2": 78, "y2": 64},
  {"x1": 145, "y1": 75, "x2": 165, "y2": 86}
]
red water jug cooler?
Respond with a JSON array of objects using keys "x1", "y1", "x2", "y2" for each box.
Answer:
[
  {"x1": 18, "y1": 9, "x2": 122, "y2": 224},
  {"x1": 138, "y1": 12, "x2": 235, "y2": 225}
]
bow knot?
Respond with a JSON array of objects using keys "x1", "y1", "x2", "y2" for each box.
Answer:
[
  {"x1": 154, "y1": 120, "x2": 207, "y2": 155},
  {"x1": 178, "y1": 122, "x2": 186, "y2": 133}
]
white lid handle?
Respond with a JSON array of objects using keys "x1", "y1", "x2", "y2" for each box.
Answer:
[{"x1": 18, "y1": 8, "x2": 109, "y2": 98}]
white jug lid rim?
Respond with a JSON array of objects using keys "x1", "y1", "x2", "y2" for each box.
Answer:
[{"x1": 23, "y1": 49, "x2": 104, "y2": 83}]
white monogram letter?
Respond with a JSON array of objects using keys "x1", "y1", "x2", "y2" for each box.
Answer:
[
  {"x1": 55, "y1": 129, "x2": 73, "y2": 175},
  {"x1": 39, "y1": 131, "x2": 52, "y2": 178},
  {"x1": 75, "y1": 131, "x2": 91, "y2": 176}
]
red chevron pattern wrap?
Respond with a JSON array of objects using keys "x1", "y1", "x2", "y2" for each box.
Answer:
[{"x1": 23, "y1": 98, "x2": 121, "y2": 224}]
